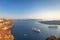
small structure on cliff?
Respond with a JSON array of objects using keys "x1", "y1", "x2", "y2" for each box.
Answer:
[{"x1": 0, "y1": 19, "x2": 14, "y2": 40}]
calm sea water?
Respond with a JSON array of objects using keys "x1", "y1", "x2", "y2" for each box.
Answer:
[{"x1": 11, "y1": 20, "x2": 60, "y2": 40}]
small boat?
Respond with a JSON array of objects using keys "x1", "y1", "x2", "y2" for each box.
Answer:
[
  {"x1": 32, "y1": 28, "x2": 40, "y2": 33},
  {"x1": 24, "y1": 34, "x2": 28, "y2": 36}
]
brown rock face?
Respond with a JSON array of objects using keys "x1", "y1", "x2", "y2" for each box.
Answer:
[
  {"x1": 46, "y1": 36, "x2": 58, "y2": 40},
  {"x1": 0, "y1": 19, "x2": 14, "y2": 40}
]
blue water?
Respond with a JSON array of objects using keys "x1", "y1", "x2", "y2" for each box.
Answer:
[{"x1": 11, "y1": 20, "x2": 60, "y2": 40}]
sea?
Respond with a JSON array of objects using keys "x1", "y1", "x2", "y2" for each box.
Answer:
[{"x1": 11, "y1": 19, "x2": 60, "y2": 40}]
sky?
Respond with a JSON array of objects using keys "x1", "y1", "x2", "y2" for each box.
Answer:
[{"x1": 0, "y1": 0, "x2": 60, "y2": 20}]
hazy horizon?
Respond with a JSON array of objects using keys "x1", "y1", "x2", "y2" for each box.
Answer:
[{"x1": 0, "y1": 0, "x2": 60, "y2": 20}]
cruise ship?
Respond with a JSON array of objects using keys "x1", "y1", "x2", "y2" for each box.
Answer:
[{"x1": 32, "y1": 27, "x2": 40, "y2": 33}]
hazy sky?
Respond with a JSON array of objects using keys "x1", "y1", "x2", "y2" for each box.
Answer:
[{"x1": 0, "y1": 0, "x2": 60, "y2": 20}]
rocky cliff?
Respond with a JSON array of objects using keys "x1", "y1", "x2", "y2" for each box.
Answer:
[{"x1": 0, "y1": 19, "x2": 14, "y2": 40}]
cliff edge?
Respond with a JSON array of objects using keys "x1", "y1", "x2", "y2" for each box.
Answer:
[{"x1": 0, "y1": 19, "x2": 14, "y2": 40}]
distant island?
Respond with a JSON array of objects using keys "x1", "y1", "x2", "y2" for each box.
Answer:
[{"x1": 39, "y1": 20, "x2": 60, "y2": 25}]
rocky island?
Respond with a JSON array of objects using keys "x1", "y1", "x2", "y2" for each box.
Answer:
[
  {"x1": 0, "y1": 19, "x2": 14, "y2": 40},
  {"x1": 46, "y1": 36, "x2": 60, "y2": 40},
  {"x1": 39, "y1": 20, "x2": 60, "y2": 25}
]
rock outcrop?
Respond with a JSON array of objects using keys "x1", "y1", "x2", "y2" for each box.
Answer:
[
  {"x1": 46, "y1": 36, "x2": 58, "y2": 40},
  {"x1": 0, "y1": 19, "x2": 14, "y2": 40}
]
